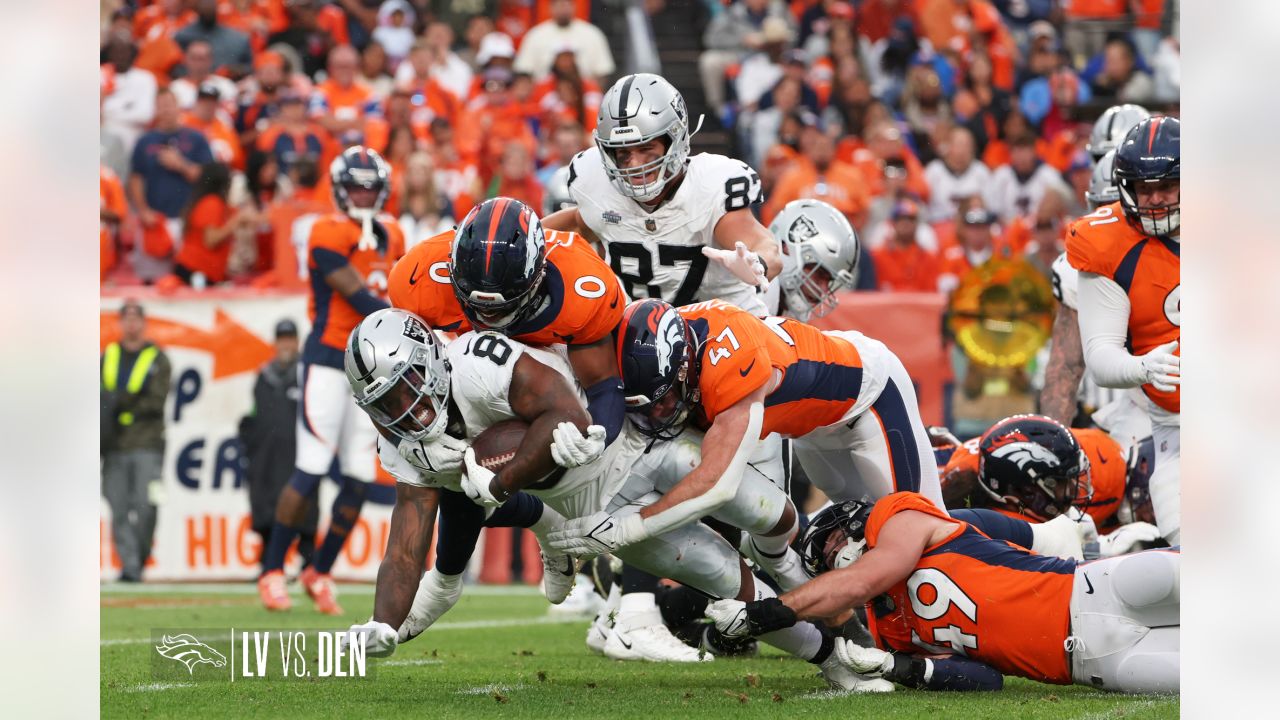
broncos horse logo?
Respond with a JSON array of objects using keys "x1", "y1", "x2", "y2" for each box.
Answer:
[
  {"x1": 155, "y1": 634, "x2": 228, "y2": 674},
  {"x1": 989, "y1": 441, "x2": 1061, "y2": 472}
]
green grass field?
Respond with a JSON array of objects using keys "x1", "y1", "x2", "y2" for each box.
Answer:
[{"x1": 102, "y1": 582, "x2": 1178, "y2": 719}]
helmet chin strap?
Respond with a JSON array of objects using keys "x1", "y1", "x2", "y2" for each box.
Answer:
[
  {"x1": 351, "y1": 208, "x2": 378, "y2": 251},
  {"x1": 689, "y1": 113, "x2": 705, "y2": 140}
]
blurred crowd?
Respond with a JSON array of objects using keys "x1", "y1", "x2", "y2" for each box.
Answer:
[
  {"x1": 100, "y1": 0, "x2": 613, "y2": 288},
  {"x1": 703, "y1": 0, "x2": 1178, "y2": 293}
]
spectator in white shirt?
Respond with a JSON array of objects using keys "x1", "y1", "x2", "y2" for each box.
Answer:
[
  {"x1": 393, "y1": 25, "x2": 474, "y2": 102},
  {"x1": 170, "y1": 41, "x2": 238, "y2": 113},
  {"x1": 923, "y1": 126, "x2": 991, "y2": 223},
  {"x1": 372, "y1": 1, "x2": 417, "y2": 68},
  {"x1": 514, "y1": 0, "x2": 616, "y2": 82},
  {"x1": 101, "y1": 38, "x2": 157, "y2": 154},
  {"x1": 984, "y1": 134, "x2": 1071, "y2": 224}
]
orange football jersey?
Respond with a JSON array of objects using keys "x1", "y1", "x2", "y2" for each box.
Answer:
[
  {"x1": 677, "y1": 300, "x2": 864, "y2": 438},
  {"x1": 941, "y1": 428, "x2": 1126, "y2": 525},
  {"x1": 1066, "y1": 202, "x2": 1180, "y2": 413},
  {"x1": 387, "y1": 229, "x2": 625, "y2": 346},
  {"x1": 865, "y1": 492, "x2": 1076, "y2": 684},
  {"x1": 306, "y1": 214, "x2": 406, "y2": 359}
]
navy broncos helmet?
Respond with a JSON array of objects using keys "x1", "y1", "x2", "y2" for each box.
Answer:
[
  {"x1": 977, "y1": 414, "x2": 1092, "y2": 521},
  {"x1": 330, "y1": 146, "x2": 390, "y2": 219},
  {"x1": 798, "y1": 499, "x2": 875, "y2": 577},
  {"x1": 450, "y1": 197, "x2": 548, "y2": 332},
  {"x1": 1113, "y1": 116, "x2": 1179, "y2": 238},
  {"x1": 616, "y1": 299, "x2": 699, "y2": 440},
  {"x1": 1119, "y1": 435, "x2": 1157, "y2": 526}
]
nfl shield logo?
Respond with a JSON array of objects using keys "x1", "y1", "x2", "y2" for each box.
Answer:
[{"x1": 645, "y1": 218, "x2": 657, "y2": 233}]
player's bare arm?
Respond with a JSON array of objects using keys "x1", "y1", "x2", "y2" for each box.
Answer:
[
  {"x1": 372, "y1": 482, "x2": 441, "y2": 629},
  {"x1": 638, "y1": 383, "x2": 768, "y2": 521},
  {"x1": 780, "y1": 511, "x2": 941, "y2": 620},
  {"x1": 496, "y1": 353, "x2": 593, "y2": 498},
  {"x1": 714, "y1": 209, "x2": 782, "y2": 280},
  {"x1": 1040, "y1": 304, "x2": 1085, "y2": 424},
  {"x1": 566, "y1": 335, "x2": 620, "y2": 389},
  {"x1": 541, "y1": 207, "x2": 603, "y2": 250}
]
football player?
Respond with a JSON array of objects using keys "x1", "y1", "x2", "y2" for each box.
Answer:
[
  {"x1": 1041, "y1": 148, "x2": 1152, "y2": 447},
  {"x1": 550, "y1": 299, "x2": 945, "y2": 562},
  {"x1": 542, "y1": 73, "x2": 792, "y2": 660},
  {"x1": 1085, "y1": 104, "x2": 1151, "y2": 162},
  {"x1": 705, "y1": 493, "x2": 1180, "y2": 694},
  {"x1": 1066, "y1": 117, "x2": 1180, "y2": 544},
  {"x1": 341, "y1": 309, "x2": 890, "y2": 692},
  {"x1": 938, "y1": 414, "x2": 1161, "y2": 556},
  {"x1": 767, "y1": 199, "x2": 862, "y2": 322},
  {"x1": 258, "y1": 147, "x2": 406, "y2": 615},
  {"x1": 541, "y1": 72, "x2": 781, "y2": 315}
]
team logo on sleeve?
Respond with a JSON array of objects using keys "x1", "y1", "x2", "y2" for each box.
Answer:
[
  {"x1": 989, "y1": 442, "x2": 1060, "y2": 470},
  {"x1": 155, "y1": 634, "x2": 228, "y2": 674},
  {"x1": 603, "y1": 210, "x2": 622, "y2": 225}
]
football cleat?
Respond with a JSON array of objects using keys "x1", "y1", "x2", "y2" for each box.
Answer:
[
  {"x1": 586, "y1": 612, "x2": 612, "y2": 655},
  {"x1": 820, "y1": 652, "x2": 895, "y2": 693},
  {"x1": 605, "y1": 593, "x2": 709, "y2": 662},
  {"x1": 549, "y1": 574, "x2": 604, "y2": 617},
  {"x1": 539, "y1": 551, "x2": 578, "y2": 605},
  {"x1": 739, "y1": 537, "x2": 811, "y2": 592},
  {"x1": 300, "y1": 566, "x2": 343, "y2": 616},
  {"x1": 699, "y1": 624, "x2": 759, "y2": 658},
  {"x1": 257, "y1": 570, "x2": 291, "y2": 611}
]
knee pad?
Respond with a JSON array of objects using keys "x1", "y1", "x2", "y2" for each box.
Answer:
[
  {"x1": 1112, "y1": 551, "x2": 1179, "y2": 612},
  {"x1": 1110, "y1": 628, "x2": 1180, "y2": 694}
]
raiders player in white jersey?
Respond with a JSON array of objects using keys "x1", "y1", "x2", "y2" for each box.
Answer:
[
  {"x1": 341, "y1": 309, "x2": 888, "y2": 691},
  {"x1": 1040, "y1": 149, "x2": 1153, "y2": 451},
  {"x1": 542, "y1": 72, "x2": 794, "y2": 660},
  {"x1": 542, "y1": 73, "x2": 781, "y2": 315}
]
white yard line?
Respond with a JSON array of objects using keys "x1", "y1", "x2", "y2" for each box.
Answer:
[
  {"x1": 120, "y1": 682, "x2": 195, "y2": 693},
  {"x1": 101, "y1": 615, "x2": 586, "y2": 646},
  {"x1": 381, "y1": 658, "x2": 445, "y2": 667},
  {"x1": 457, "y1": 683, "x2": 524, "y2": 696}
]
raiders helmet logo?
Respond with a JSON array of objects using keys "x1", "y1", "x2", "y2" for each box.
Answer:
[
  {"x1": 402, "y1": 316, "x2": 428, "y2": 343},
  {"x1": 788, "y1": 215, "x2": 819, "y2": 244}
]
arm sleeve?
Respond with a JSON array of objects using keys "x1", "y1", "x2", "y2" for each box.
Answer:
[
  {"x1": 585, "y1": 377, "x2": 625, "y2": 444},
  {"x1": 1077, "y1": 272, "x2": 1147, "y2": 388},
  {"x1": 885, "y1": 654, "x2": 1004, "y2": 692}
]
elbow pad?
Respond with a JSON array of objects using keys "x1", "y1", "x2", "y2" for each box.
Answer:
[
  {"x1": 584, "y1": 377, "x2": 625, "y2": 444},
  {"x1": 347, "y1": 287, "x2": 389, "y2": 316}
]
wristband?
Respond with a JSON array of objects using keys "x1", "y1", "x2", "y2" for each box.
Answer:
[{"x1": 744, "y1": 597, "x2": 798, "y2": 636}]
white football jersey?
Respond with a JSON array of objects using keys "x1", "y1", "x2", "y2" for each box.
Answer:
[
  {"x1": 1050, "y1": 252, "x2": 1152, "y2": 445},
  {"x1": 568, "y1": 146, "x2": 768, "y2": 314},
  {"x1": 445, "y1": 331, "x2": 582, "y2": 438}
]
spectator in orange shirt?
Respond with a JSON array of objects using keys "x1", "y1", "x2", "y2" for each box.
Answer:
[
  {"x1": 133, "y1": 0, "x2": 195, "y2": 42},
  {"x1": 364, "y1": 86, "x2": 433, "y2": 158},
  {"x1": 457, "y1": 67, "x2": 538, "y2": 184},
  {"x1": 174, "y1": 163, "x2": 259, "y2": 286},
  {"x1": 184, "y1": 85, "x2": 246, "y2": 170},
  {"x1": 101, "y1": 165, "x2": 130, "y2": 281},
  {"x1": 219, "y1": 0, "x2": 273, "y2": 54},
  {"x1": 870, "y1": 199, "x2": 942, "y2": 292},
  {"x1": 261, "y1": 156, "x2": 332, "y2": 289},
  {"x1": 763, "y1": 112, "x2": 872, "y2": 228},
  {"x1": 848, "y1": 122, "x2": 931, "y2": 201},
  {"x1": 486, "y1": 143, "x2": 544, "y2": 212},
  {"x1": 310, "y1": 45, "x2": 379, "y2": 136},
  {"x1": 429, "y1": 117, "x2": 482, "y2": 218},
  {"x1": 535, "y1": 48, "x2": 602, "y2": 132},
  {"x1": 267, "y1": 0, "x2": 349, "y2": 77}
]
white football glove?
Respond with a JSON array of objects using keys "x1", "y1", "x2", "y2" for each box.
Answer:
[
  {"x1": 397, "y1": 433, "x2": 468, "y2": 476},
  {"x1": 460, "y1": 447, "x2": 504, "y2": 507},
  {"x1": 341, "y1": 619, "x2": 398, "y2": 658},
  {"x1": 399, "y1": 569, "x2": 465, "y2": 643},
  {"x1": 547, "y1": 511, "x2": 647, "y2": 557},
  {"x1": 705, "y1": 599, "x2": 750, "y2": 638},
  {"x1": 834, "y1": 638, "x2": 894, "y2": 676},
  {"x1": 701, "y1": 242, "x2": 768, "y2": 290},
  {"x1": 550, "y1": 422, "x2": 606, "y2": 468},
  {"x1": 1098, "y1": 521, "x2": 1163, "y2": 557},
  {"x1": 1138, "y1": 340, "x2": 1180, "y2": 393}
]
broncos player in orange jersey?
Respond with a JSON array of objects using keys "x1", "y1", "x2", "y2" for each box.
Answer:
[
  {"x1": 1066, "y1": 117, "x2": 1180, "y2": 545},
  {"x1": 705, "y1": 492, "x2": 1180, "y2": 694},
  {"x1": 258, "y1": 147, "x2": 406, "y2": 615}
]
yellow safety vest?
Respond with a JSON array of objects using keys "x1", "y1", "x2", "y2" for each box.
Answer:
[{"x1": 102, "y1": 342, "x2": 159, "y2": 426}]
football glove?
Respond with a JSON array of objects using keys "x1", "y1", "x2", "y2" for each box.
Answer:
[
  {"x1": 547, "y1": 511, "x2": 647, "y2": 557},
  {"x1": 397, "y1": 433, "x2": 468, "y2": 477},
  {"x1": 1138, "y1": 340, "x2": 1180, "y2": 393},
  {"x1": 550, "y1": 422, "x2": 606, "y2": 468},
  {"x1": 834, "y1": 638, "x2": 894, "y2": 676},
  {"x1": 1098, "y1": 521, "x2": 1163, "y2": 557},
  {"x1": 342, "y1": 619, "x2": 398, "y2": 658},
  {"x1": 702, "y1": 242, "x2": 768, "y2": 290},
  {"x1": 460, "y1": 447, "x2": 504, "y2": 507},
  {"x1": 705, "y1": 599, "x2": 750, "y2": 638}
]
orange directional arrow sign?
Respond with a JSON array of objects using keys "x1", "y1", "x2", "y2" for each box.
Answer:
[{"x1": 100, "y1": 308, "x2": 275, "y2": 379}]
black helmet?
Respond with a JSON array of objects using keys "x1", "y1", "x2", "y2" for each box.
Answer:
[
  {"x1": 1119, "y1": 435, "x2": 1157, "y2": 526},
  {"x1": 1113, "y1": 116, "x2": 1179, "y2": 237},
  {"x1": 977, "y1": 414, "x2": 1092, "y2": 521},
  {"x1": 798, "y1": 499, "x2": 874, "y2": 577},
  {"x1": 450, "y1": 197, "x2": 548, "y2": 332},
  {"x1": 615, "y1": 299, "x2": 699, "y2": 440}
]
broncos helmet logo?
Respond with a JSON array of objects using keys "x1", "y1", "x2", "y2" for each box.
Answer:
[
  {"x1": 155, "y1": 634, "x2": 228, "y2": 675},
  {"x1": 654, "y1": 309, "x2": 685, "y2": 377},
  {"x1": 989, "y1": 441, "x2": 1061, "y2": 472}
]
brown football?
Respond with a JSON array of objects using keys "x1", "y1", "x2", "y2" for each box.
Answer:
[{"x1": 470, "y1": 419, "x2": 530, "y2": 472}]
